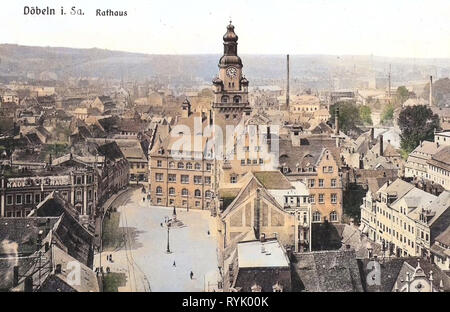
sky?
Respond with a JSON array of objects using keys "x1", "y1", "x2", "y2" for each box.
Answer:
[{"x1": 2, "y1": 0, "x2": 450, "y2": 58}]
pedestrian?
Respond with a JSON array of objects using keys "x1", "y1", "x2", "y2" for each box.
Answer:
[
  {"x1": 190, "y1": 271, "x2": 194, "y2": 279},
  {"x1": 110, "y1": 254, "x2": 113, "y2": 262},
  {"x1": 143, "y1": 197, "x2": 145, "y2": 202},
  {"x1": 207, "y1": 230, "x2": 210, "y2": 235},
  {"x1": 173, "y1": 261, "x2": 176, "y2": 267}
]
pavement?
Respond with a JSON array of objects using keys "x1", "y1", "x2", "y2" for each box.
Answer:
[{"x1": 94, "y1": 188, "x2": 221, "y2": 292}]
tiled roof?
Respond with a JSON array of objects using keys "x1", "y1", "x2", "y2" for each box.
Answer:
[{"x1": 292, "y1": 249, "x2": 364, "y2": 292}]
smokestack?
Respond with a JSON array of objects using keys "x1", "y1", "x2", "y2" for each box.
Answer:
[
  {"x1": 286, "y1": 54, "x2": 290, "y2": 108},
  {"x1": 335, "y1": 107, "x2": 340, "y2": 135},
  {"x1": 429, "y1": 76, "x2": 433, "y2": 107},
  {"x1": 388, "y1": 64, "x2": 391, "y2": 98},
  {"x1": 379, "y1": 135, "x2": 384, "y2": 157}
]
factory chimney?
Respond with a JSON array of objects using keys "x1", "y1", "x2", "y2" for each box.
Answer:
[
  {"x1": 379, "y1": 135, "x2": 384, "y2": 157},
  {"x1": 335, "y1": 107, "x2": 340, "y2": 135},
  {"x1": 286, "y1": 54, "x2": 290, "y2": 108},
  {"x1": 429, "y1": 76, "x2": 433, "y2": 107},
  {"x1": 388, "y1": 64, "x2": 391, "y2": 98}
]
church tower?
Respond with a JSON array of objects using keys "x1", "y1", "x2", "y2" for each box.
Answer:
[{"x1": 212, "y1": 21, "x2": 251, "y2": 124}]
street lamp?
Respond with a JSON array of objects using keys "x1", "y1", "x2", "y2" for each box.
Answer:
[{"x1": 165, "y1": 217, "x2": 171, "y2": 253}]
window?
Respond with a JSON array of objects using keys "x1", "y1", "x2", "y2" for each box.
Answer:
[
  {"x1": 205, "y1": 190, "x2": 211, "y2": 198},
  {"x1": 156, "y1": 187, "x2": 163, "y2": 195},
  {"x1": 155, "y1": 173, "x2": 163, "y2": 182},
  {"x1": 319, "y1": 179, "x2": 324, "y2": 187},
  {"x1": 308, "y1": 179, "x2": 315, "y2": 188},
  {"x1": 309, "y1": 195, "x2": 315, "y2": 204},
  {"x1": 330, "y1": 211, "x2": 338, "y2": 222},
  {"x1": 169, "y1": 187, "x2": 175, "y2": 196},
  {"x1": 230, "y1": 176, "x2": 237, "y2": 183},
  {"x1": 169, "y1": 162, "x2": 175, "y2": 169},
  {"x1": 259, "y1": 158, "x2": 263, "y2": 164},
  {"x1": 16, "y1": 194, "x2": 22, "y2": 205},
  {"x1": 205, "y1": 177, "x2": 211, "y2": 185},
  {"x1": 194, "y1": 189, "x2": 201, "y2": 197},
  {"x1": 194, "y1": 176, "x2": 202, "y2": 184},
  {"x1": 233, "y1": 96, "x2": 241, "y2": 103},
  {"x1": 331, "y1": 193, "x2": 337, "y2": 204},
  {"x1": 6, "y1": 195, "x2": 13, "y2": 205},
  {"x1": 169, "y1": 199, "x2": 174, "y2": 205},
  {"x1": 181, "y1": 175, "x2": 189, "y2": 184},
  {"x1": 331, "y1": 179, "x2": 336, "y2": 187},
  {"x1": 195, "y1": 201, "x2": 200, "y2": 207},
  {"x1": 186, "y1": 162, "x2": 193, "y2": 170},
  {"x1": 195, "y1": 163, "x2": 201, "y2": 170},
  {"x1": 241, "y1": 159, "x2": 245, "y2": 165},
  {"x1": 34, "y1": 194, "x2": 41, "y2": 204},
  {"x1": 206, "y1": 163, "x2": 212, "y2": 171},
  {"x1": 322, "y1": 166, "x2": 327, "y2": 173},
  {"x1": 328, "y1": 166, "x2": 333, "y2": 173},
  {"x1": 313, "y1": 211, "x2": 321, "y2": 222},
  {"x1": 157, "y1": 160, "x2": 162, "y2": 168},
  {"x1": 318, "y1": 194, "x2": 324, "y2": 203},
  {"x1": 168, "y1": 174, "x2": 176, "y2": 182},
  {"x1": 182, "y1": 189, "x2": 188, "y2": 197},
  {"x1": 178, "y1": 162, "x2": 184, "y2": 169},
  {"x1": 157, "y1": 198, "x2": 162, "y2": 204},
  {"x1": 25, "y1": 194, "x2": 32, "y2": 204}
]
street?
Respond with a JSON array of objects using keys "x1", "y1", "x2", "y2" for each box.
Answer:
[{"x1": 94, "y1": 187, "x2": 220, "y2": 292}]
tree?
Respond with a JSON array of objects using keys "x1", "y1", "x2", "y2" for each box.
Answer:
[
  {"x1": 359, "y1": 105, "x2": 372, "y2": 125},
  {"x1": 398, "y1": 105, "x2": 440, "y2": 153},
  {"x1": 394, "y1": 86, "x2": 410, "y2": 106},
  {"x1": 329, "y1": 101, "x2": 361, "y2": 134},
  {"x1": 381, "y1": 104, "x2": 394, "y2": 125}
]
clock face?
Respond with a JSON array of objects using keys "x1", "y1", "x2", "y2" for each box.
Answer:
[{"x1": 226, "y1": 67, "x2": 237, "y2": 78}]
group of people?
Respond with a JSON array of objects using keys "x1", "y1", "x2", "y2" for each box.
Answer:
[{"x1": 171, "y1": 261, "x2": 194, "y2": 280}]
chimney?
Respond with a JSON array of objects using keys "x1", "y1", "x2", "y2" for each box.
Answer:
[
  {"x1": 429, "y1": 76, "x2": 433, "y2": 107},
  {"x1": 335, "y1": 107, "x2": 340, "y2": 135},
  {"x1": 24, "y1": 276, "x2": 33, "y2": 292},
  {"x1": 379, "y1": 134, "x2": 384, "y2": 157},
  {"x1": 13, "y1": 266, "x2": 19, "y2": 287},
  {"x1": 370, "y1": 128, "x2": 374, "y2": 141},
  {"x1": 286, "y1": 54, "x2": 290, "y2": 108},
  {"x1": 388, "y1": 64, "x2": 391, "y2": 98}
]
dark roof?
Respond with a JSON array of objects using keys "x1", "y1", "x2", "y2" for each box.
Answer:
[
  {"x1": 0, "y1": 217, "x2": 59, "y2": 256},
  {"x1": 97, "y1": 141, "x2": 125, "y2": 161},
  {"x1": 435, "y1": 225, "x2": 450, "y2": 246},
  {"x1": 291, "y1": 249, "x2": 364, "y2": 292}
]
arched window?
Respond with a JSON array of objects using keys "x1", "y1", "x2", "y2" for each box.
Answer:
[
  {"x1": 330, "y1": 211, "x2": 337, "y2": 222},
  {"x1": 156, "y1": 186, "x2": 163, "y2": 195},
  {"x1": 221, "y1": 95, "x2": 229, "y2": 103},
  {"x1": 194, "y1": 189, "x2": 201, "y2": 197},
  {"x1": 169, "y1": 162, "x2": 175, "y2": 169},
  {"x1": 177, "y1": 162, "x2": 184, "y2": 169},
  {"x1": 233, "y1": 95, "x2": 241, "y2": 103},
  {"x1": 182, "y1": 189, "x2": 188, "y2": 197},
  {"x1": 186, "y1": 162, "x2": 192, "y2": 170},
  {"x1": 169, "y1": 187, "x2": 175, "y2": 196},
  {"x1": 205, "y1": 190, "x2": 211, "y2": 198},
  {"x1": 195, "y1": 163, "x2": 201, "y2": 170},
  {"x1": 312, "y1": 211, "x2": 321, "y2": 222}
]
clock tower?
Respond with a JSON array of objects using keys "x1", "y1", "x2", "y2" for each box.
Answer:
[{"x1": 212, "y1": 21, "x2": 251, "y2": 122}]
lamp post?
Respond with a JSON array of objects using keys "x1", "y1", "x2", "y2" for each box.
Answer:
[{"x1": 165, "y1": 217, "x2": 171, "y2": 253}]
